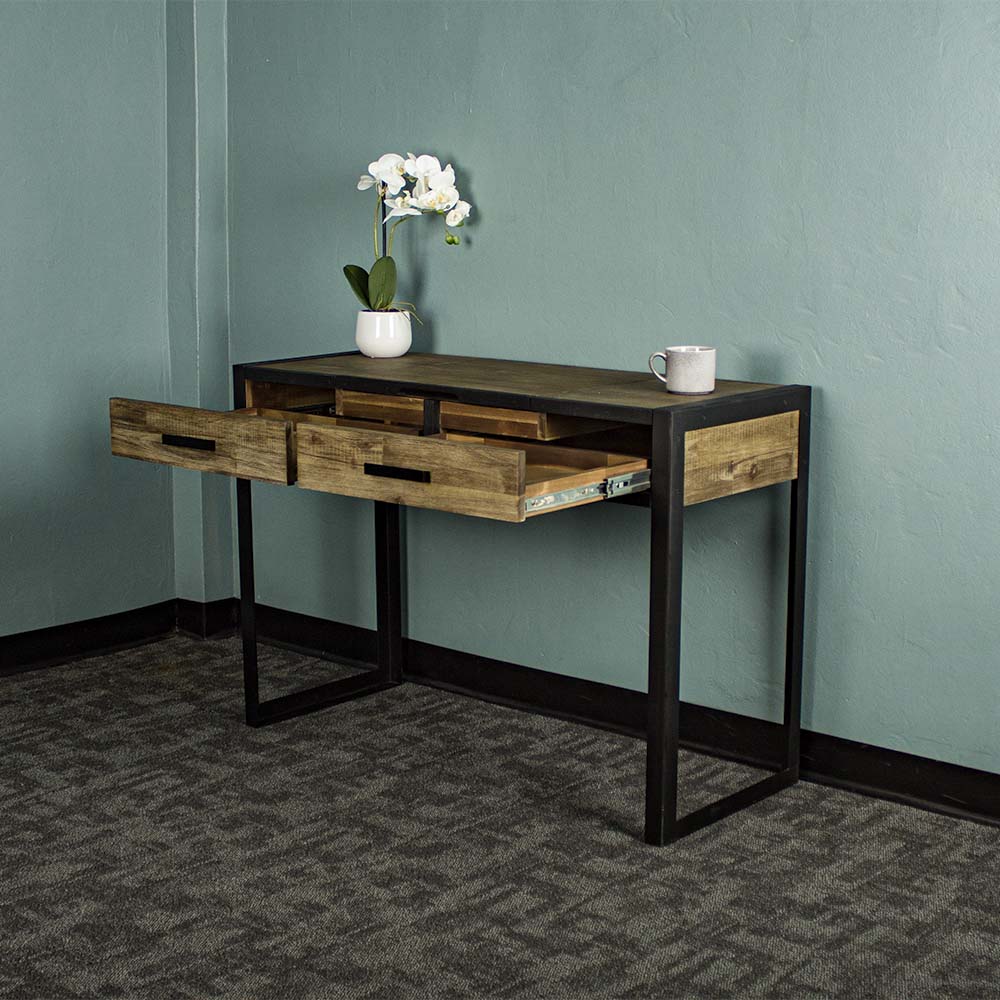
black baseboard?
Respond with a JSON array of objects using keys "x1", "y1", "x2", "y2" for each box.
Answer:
[
  {"x1": 1, "y1": 596, "x2": 239, "y2": 677},
  {"x1": 176, "y1": 597, "x2": 240, "y2": 639},
  {"x1": 255, "y1": 603, "x2": 374, "y2": 668},
  {"x1": 0, "y1": 600, "x2": 177, "y2": 677},
  {"x1": 3, "y1": 599, "x2": 998, "y2": 829}
]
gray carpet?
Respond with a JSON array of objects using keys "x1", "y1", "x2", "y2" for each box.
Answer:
[{"x1": 1, "y1": 634, "x2": 998, "y2": 999}]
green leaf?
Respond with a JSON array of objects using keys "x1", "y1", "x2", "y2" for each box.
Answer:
[
  {"x1": 391, "y1": 301, "x2": 423, "y2": 325},
  {"x1": 343, "y1": 265, "x2": 371, "y2": 309},
  {"x1": 368, "y1": 255, "x2": 397, "y2": 311}
]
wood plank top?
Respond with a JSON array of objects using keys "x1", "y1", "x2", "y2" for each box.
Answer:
[{"x1": 242, "y1": 352, "x2": 788, "y2": 423}]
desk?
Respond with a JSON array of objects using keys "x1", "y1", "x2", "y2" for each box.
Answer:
[{"x1": 110, "y1": 352, "x2": 810, "y2": 845}]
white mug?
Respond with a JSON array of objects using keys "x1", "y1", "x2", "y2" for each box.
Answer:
[{"x1": 648, "y1": 346, "x2": 717, "y2": 395}]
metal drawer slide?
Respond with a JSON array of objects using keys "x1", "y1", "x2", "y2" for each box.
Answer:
[{"x1": 524, "y1": 469, "x2": 651, "y2": 514}]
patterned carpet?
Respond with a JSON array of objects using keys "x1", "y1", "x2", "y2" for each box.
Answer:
[{"x1": 1, "y1": 634, "x2": 998, "y2": 999}]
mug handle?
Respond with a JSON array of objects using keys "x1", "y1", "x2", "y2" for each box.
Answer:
[{"x1": 648, "y1": 351, "x2": 669, "y2": 385}]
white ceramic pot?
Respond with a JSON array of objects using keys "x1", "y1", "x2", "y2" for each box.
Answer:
[{"x1": 355, "y1": 311, "x2": 412, "y2": 358}]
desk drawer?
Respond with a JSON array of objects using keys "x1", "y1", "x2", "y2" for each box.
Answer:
[
  {"x1": 335, "y1": 389, "x2": 617, "y2": 441},
  {"x1": 111, "y1": 398, "x2": 649, "y2": 522},
  {"x1": 294, "y1": 422, "x2": 648, "y2": 522},
  {"x1": 110, "y1": 398, "x2": 293, "y2": 484}
]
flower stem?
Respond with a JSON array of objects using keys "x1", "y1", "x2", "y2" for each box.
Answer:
[
  {"x1": 372, "y1": 185, "x2": 382, "y2": 259},
  {"x1": 387, "y1": 217, "x2": 408, "y2": 256}
]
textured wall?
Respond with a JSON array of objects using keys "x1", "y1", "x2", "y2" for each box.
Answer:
[
  {"x1": 0, "y1": 2, "x2": 174, "y2": 632},
  {"x1": 167, "y1": 0, "x2": 235, "y2": 602},
  {"x1": 227, "y1": 1, "x2": 1000, "y2": 773}
]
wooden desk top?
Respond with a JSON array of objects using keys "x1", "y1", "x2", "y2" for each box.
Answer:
[{"x1": 241, "y1": 352, "x2": 793, "y2": 424}]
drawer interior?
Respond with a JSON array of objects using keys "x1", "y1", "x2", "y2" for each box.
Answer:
[
  {"x1": 334, "y1": 389, "x2": 622, "y2": 441},
  {"x1": 242, "y1": 379, "x2": 621, "y2": 442},
  {"x1": 441, "y1": 434, "x2": 649, "y2": 516}
]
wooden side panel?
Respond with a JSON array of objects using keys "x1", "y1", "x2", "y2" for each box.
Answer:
[
  {"x1": 110, "y1": 398, "x2": 291, "y2": 484},
  {"x1": 335, "y1": 389, "x2": 618, "y2": 441},
  {"x1": 684, "y1": 411, "x2": 799, "y2": 505},
  {"x1": 295, "y1": 424, "x2": 526, "y2": 521}
]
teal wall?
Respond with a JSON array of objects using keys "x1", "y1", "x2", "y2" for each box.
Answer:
[
  {"x1": 0, "y1": 1, "x2": 174, "y2": 632},
  {"x1": 2, "y1": 2, "x2": 996, "y2": 779},
  {"x1": 167, "y1": 0, "x2": 235, "y2": 602},
  {"x1": 0, "y1": 0, "x2": 233, "y2": 632},
  {"x1": 227, "y1": 1, "x2": 1000, "y2": 774}
]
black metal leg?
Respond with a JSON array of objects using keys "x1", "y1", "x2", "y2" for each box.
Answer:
[
  {"x1": 645, "y1": 411, "x2": 685, "y2": 845},
  {"x1": 236, "y1": 487, "x2": 405, "y2": 729},
  {"x1": 375, "y1": 501, "x2": 403, "y2": 684},
  {"x1": 644, "y1": 394, "x2": 809, "y2": 845},
  {"x1": 237, "y1": 477, "x2": 259, "y2": 725},
  {"x1": 783, "y1": 393, "x2": 811, "y2": 773}
]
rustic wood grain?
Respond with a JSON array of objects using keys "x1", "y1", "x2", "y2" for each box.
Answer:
[
  {"x1": 244, "y1": 380, "x2": 338, "y2": 410},
  {"x1": 110, "y1": 398, "x2": 292, "y2": 484},
  {"x1": 295, "y1": 424, "x2": 527, "y2": 521},
  {"x1": 440, "y1": 432, "x2": 648, "y2": 516},
  {"x1": 443, "y1": 434, "x2": 646, "y2": 488},
  {"x1": 335, "y1": 389, "x2": 620, "y2": 440},
  {"x1": 684, "y1": 411, "x2": 799, "y2": 505},
  {"x1": 250, "y1": 353, "x2": 775, "y2": 414},
  {"x1": 247, "y1": 408, "x2": 421, "y2": 484},
  {"x1": 112, "y1": 384, "x2": 796, "y2": 518}
]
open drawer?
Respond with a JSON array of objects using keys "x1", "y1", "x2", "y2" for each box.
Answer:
[
  {"x1": 109, "y1": 398, "x2": 295, "y2": 484},
  {"x1": 292, "y1": 419, "x2": 649, "y2": 521},
  {"x1": 110, "y1": 398, "x2": 649, "y2": 522}
]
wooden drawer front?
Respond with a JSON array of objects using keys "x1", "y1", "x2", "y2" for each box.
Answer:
[
  {"x1": 684, "y1": 411, "x2": 799, "y2": 505},
  {"x1": 335, "y1": 389, "x2": 614, "y2": 441},
  {"x1": 296, "y1": 424, "x2": 526, "y2": 521},
  {"x1": 110, "y1": 398, "x2": 292, "y2": 484}
]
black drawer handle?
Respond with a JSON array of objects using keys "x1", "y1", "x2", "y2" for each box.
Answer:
[
  {"x1": 162, "y1": 433, "x2": 217, "y2": 452},
  {"x1": 363, "y1": 462, "x2": 431, "y2": 484}
]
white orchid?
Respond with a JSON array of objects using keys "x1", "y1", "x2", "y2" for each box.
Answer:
[
  {"x1": 403, "y1": 153, "x2": 441, "y2": 179},
  {"x1": 416, "y1": 185, "x2": 460, "y2": 212},
  {"x1": 409, "y1": 158, "x2": 455, "y2": 201},
  {"x1": 352, "y1": 148, "x2": 473, "y2": 271},
  {"x1": 367, "y1": 152, "x2": 406, "y2": 195},
  {"x1": 429, "y1": 163, "x2": 455, "y2": 190},
  {"x1": 384, "y1": 192, "x2": 422, "y2": 222},
  {"x1": 446, "y1": 200, "x2": 471, "y2": 227}
]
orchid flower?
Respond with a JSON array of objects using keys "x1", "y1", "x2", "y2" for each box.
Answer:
[
  {"x1": 346, "y1": 149, "x2": 473, "y2": 314},
  {"x1": 403, "y1": 154, "x2": 441, "y2": 179},
  {"x1": 384, "y1": 192, "x2": 422, "y2": 223},
  {"x1": 367, "y1": 153, "x2": 406, "y2": 195},
  {"x1": 416, "y1": 185, "x2": 460, "y2": 212},
  {"x1": 446, "y1": 200, "x2": 471, "y2": 227},
  {"x1": 428, "y1": 163, "x2": 455, "y2": 190}
]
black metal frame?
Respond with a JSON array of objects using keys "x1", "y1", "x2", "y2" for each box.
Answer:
[
  {"x1": 232, "y1": 359, "x2": 811, "y2": 843},
  {"x1": 234, "y1": 367, "x2": 405, "y2": 727},
  {"x1": 644, "y1": 387, "x2": 810, "y2": 843}
]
